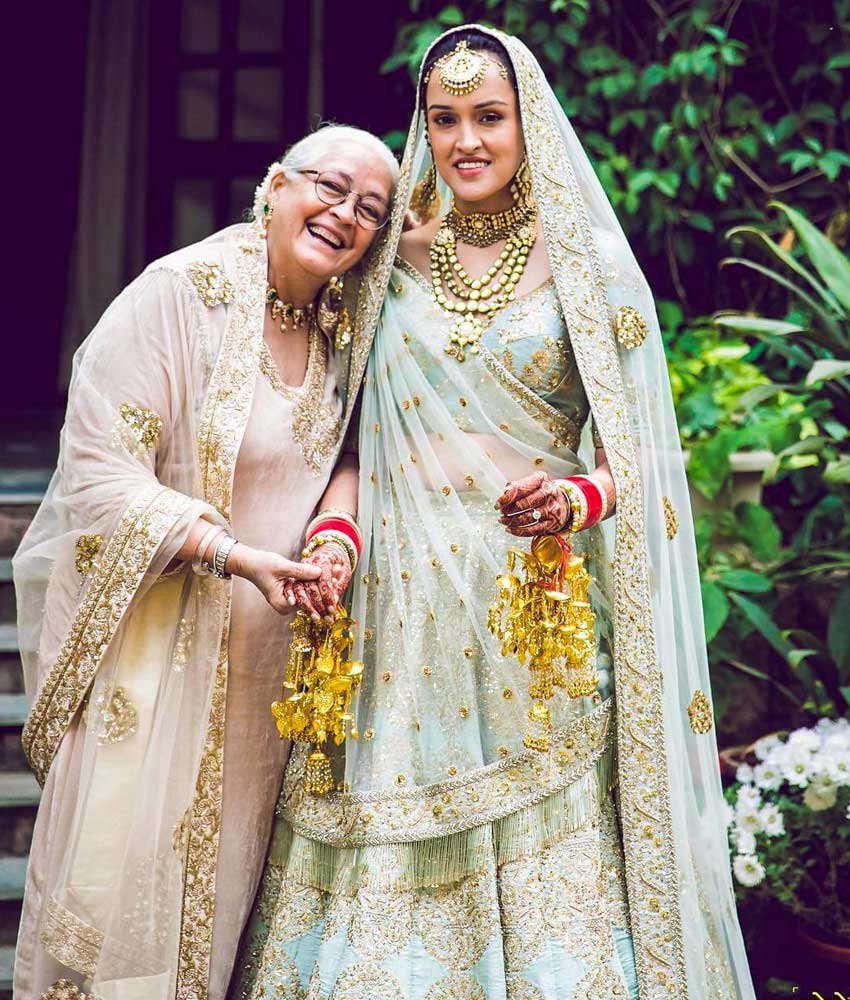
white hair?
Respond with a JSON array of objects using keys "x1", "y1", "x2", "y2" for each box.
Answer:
[{"x1": 253, "y1": 124, "x2": 399, "y2": 221}]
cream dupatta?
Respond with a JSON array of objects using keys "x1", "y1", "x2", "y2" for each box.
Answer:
[
  {"x1": 279, "y1": 26, "x2": 754, "y2": 1000},
  {"x1": 13, "y1": 218, "x2": 387, "y2": 999}
]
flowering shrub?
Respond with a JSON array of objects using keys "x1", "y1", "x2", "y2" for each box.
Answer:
[{"x1": 726, "y1": 718, "x2": 850, "y2": 943}]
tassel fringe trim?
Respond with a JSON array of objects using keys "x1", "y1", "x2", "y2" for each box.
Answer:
[{"x1": 271, "y1": 740, "x2": 615, "y2": 895}]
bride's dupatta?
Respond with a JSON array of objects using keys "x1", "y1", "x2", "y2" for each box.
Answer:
[
  {"x1": 281, "y1": 26, "x2": 754, "y2": 1000},
  {"x1": 13, "y1": 218, "x2": 386, "y2": 999}
]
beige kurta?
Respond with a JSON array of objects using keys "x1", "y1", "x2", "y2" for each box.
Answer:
[{"x1": 211, "y1": 332, "x2": 342, "y2": 997}]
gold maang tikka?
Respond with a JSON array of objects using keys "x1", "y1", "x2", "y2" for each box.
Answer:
[{"x1": 425, "y1": 39, "x2": 509, "y2": 96}]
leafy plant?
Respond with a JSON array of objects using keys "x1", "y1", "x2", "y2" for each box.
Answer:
[{"x1": 382, "y1": 0, "x2": 850, "y2": 313}]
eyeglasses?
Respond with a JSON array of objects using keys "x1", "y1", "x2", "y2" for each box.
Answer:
[{"x1": 300, "y1": 169, "x2": 390, "y2": 231}]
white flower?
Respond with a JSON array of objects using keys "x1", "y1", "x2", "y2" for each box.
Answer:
[
  {"x1": 822, "y1": 727, "x2": 850, "y2": 756},
  {"x1": 736, "y1": 785, "x2": 762, "y2": 811},
  {"x1": 252, "y1": 161, "x2": 286, "y2": 222},
  {"x1": 736, "y1": 809, "x2": 763, "y2": 835},
  {"x1": 736, "y1": 763, "x2": 755, "y2": 784},
  {"x1": 759, "y1": 803, "x2": 785, "y2": 838},
  {"x1": 753, "y1": 761, "x2": 783, "y2": 791},
  {"x1": 803, "y1": 780, "x2": 838, "y2": 811},
  {"x1": 733, "y1": 854, "x2": 766, "y2": 887},
  {"x1": 781, "y1": 745, "x2": 814, "y2": 787},
  {"x1": 734, "y1": 828, "x2": 757, "y2": 855},
  {"x1": 821, "y1": 755, "x2": 850, "y2": 787},
  {"x1": 788, "y1": 727, "x2": 821, "y2": 753},
  {"x1": 754, "y1": 734, "x2": 783, "y2": 761}
]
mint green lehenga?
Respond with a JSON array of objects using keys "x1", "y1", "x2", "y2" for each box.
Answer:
[{"x1": 229, "y1": 25, "x2": 756, "y2": 1000}]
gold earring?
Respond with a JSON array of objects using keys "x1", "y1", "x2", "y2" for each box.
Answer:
[
  {"x1": 261, "y1": 197, "x2": 275, "y2": 239},
  {"x1": 509, "y1": 154, "x2": 535, "y2": 210},
  {"x1": 410, "y1": 159, "x2": 441, "y2": 222},
  {"x1": 319, "y1": 275, "x2": 354, "y2": 349}
]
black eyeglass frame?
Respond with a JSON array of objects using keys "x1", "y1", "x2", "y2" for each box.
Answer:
[{"x1": 299, "y1": 169, "x2": 391, "y2": 231}]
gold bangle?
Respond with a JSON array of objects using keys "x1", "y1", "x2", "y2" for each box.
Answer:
[
  {"x1": 302, "y1": 530, "x2": 358, "y2": 572},
  {"x1": 556, "y1": 479, "x2": 588, "y2": 532}
]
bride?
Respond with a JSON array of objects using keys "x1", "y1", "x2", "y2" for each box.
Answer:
[{"x1": 231, "y1": 25, "x2": 756, "y2": 1000}]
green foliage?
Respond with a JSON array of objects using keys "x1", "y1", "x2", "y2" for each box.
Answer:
[{"x1": 382, "y1": 0, "x2": 850, "y2": 311}]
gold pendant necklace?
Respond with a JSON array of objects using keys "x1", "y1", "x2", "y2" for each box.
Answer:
[
  {"x1": 266, "y1": 286, "x2": 316, "y2": 331},
  {"x1": 429, "y1": 209, "x2": 538, "y2": 361}
]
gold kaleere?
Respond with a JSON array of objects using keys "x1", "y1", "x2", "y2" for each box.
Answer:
[
  {"x1": 271, "y1": 609, "x2": 363, "y2": 796},
  {"x1": 488, "y1": 534, "x2": 598, "y2": 752}
]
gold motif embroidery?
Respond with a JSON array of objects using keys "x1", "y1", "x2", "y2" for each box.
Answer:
[
  {"x1": 506, "y1": 976, "x2": 547, "y2": 1000},
  {"x1": 425, "y1": 974, "x2": 487, "y2": 999},
  {"x1": 687, "y1": 690, "x2": 713, "y2": 734},
  {"x1": 117, "y1": 402, "x2": 163, "y2": 453},
  {"x1": 40, "y1": 982, "x2": 94, "y2": 1000},
  {"x1": 74, "y1": 533, "x2": 102, "y2": 576},
  {"x1": 416, "y1": 873, "x2": 498, "y2": 970},
  {"x1": 22, "y1": 485, "x2": 192, "y2": 785},
  {"x1": 259, "y1": 332, "x2": 341, "y2": 474},
  {"x1": 328, "y1": 962, "x2": 402, "y2": 1000},
  {"x1": 613, "y1": 304, "x2": 648, "y2": 348},
  {"x1": 186, "y1": 261, "x2": 234, "y2": 308},
  {"x1": 663, "y1": 496, "x2": 679, "y2": 539},
  {"x1": 84, "y1": 685, "x2": 138, "y2": 744}
]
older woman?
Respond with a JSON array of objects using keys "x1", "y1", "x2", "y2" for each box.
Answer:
[{"x1": 13, "y1": 124, "x2": 397, "y2": 1000}]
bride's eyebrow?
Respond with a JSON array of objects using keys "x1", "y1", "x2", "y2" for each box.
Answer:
[{"x1": 428, "y1": 100, "x2": 510, "y2": 112}]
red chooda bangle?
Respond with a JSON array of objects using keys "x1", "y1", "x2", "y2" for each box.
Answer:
[{"x1": 306, "y1": 517, "x2": 362, "y2": 558}]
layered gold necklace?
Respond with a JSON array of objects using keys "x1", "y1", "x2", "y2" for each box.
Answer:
[{"x1": 430, "y1": 203, "x2": 538, "y2": 362}]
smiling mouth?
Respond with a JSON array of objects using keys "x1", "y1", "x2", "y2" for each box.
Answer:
[
  {"x1": 306, "y1": 223, "x2": 346, "y2": 250},
  {"x1": 454, "y1": 160, "x2": 491, "y2": 173}
]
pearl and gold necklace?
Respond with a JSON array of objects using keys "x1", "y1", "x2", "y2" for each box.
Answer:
[
  {"x1": 429, "y1": 204, "x2": 538, "y2": 362},
  {"x1": 266, "y1": 286, "x2": 316, "y2": 331}
]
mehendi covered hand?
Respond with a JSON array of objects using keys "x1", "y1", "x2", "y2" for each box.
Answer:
[
  {"x1": 496, "y1": 471, "x2": 570, "y2": 537},
  {"x1": 283, "y1": 541, "x2": 352, "y2": 620}
]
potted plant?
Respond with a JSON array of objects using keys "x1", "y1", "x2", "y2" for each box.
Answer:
[{"x1": 726, "y1": 718, "x2": 850, "y2": 963}]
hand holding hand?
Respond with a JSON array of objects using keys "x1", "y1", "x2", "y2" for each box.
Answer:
[
  {"x1": 227, "y1": 545, "x2": 321, "y2": 616},
  {"x1": 283, "y1": 541, "x2": 352, "y2": 621},
  {"x1": 495, "y1": 472, "x2": 570, "y2": 537}
]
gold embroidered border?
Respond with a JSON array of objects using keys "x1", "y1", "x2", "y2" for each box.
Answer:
[
  {"x1": 22, "y1": 484, "x2": 192, "y2": 785},
  {"x1": 283, "y1": 700, "x2": 612, "y2": 846},
  {"x1": 500, "y1": 27, "x2": 687, "y2": 997},
  {"x1": 41, "y1": 981, "x2": 98, "y2": 1000},
  {"x1": 41, "y1": 898, "x2": 101, "y2": 976},
  {"x1": 175, "y1": 226, "x2": 265, "y2": 999}
]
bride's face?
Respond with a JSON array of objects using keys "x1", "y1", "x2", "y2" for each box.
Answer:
[{"x1": 425, "y1": 57, "x2": 524, "y2": 213}]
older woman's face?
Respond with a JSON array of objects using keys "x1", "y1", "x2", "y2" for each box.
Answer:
[{"x1": 268, "y1": 145, "x2": 393, "y2": 279}]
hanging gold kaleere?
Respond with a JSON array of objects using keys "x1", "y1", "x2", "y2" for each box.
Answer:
[
  {"x1": 271, "y1": 609, "x2": 363, "y2": 795},
  {"x1": 488, "y1": 533, "x2": 598, "y2": 752}
]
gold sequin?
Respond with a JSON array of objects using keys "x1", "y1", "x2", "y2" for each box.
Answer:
[
  {"x1": 450, "y1": 543, "x2": 459, "y2": 553},
  {"x1": 459, "y1": 397, "x2": 468, "y2": 406},
  {"x1": 364, "y1": 728, "x2": 375, "y2": 740},
  {"x1": 613, "y1": 304, "x2": 649, "y2": 348},
  {"x1": 687, "y1": 690, "x2": 713, "y2": 734},
  {"x1": 463, "y1": 647, "x2": 473, "y2": 658},
  {"x1": 397, "y1": 774, "x2": 406, "y2": 785},
  {"x1": 402, "y1": 399, "x2": 411, "y2": 409},
  {"x1": 502, "y1": 688, "x2": 514, "y2": 700},
  {"x1": 663, "y1": 496, "x2": 679, "y2": 539},
  {"x1": 401, "y1": 570, "x2": 411, "y2": 581},
  {"x1": 441, "y1": 485, "x2": 452, "y2": 496},
  {"x1": 423, "y1": 665, "x2": 433, "y2": 677},
  {"x1": 447, "y1": 765, "x2": 457, "y2": 776},
  {"x1": 459, "y1": 706, "x2": 469, "y2": 719},
  {"x1": 74, "y1": 534, "x2": 102, "y2": 576},
  {"x1": 383, "y1": 671, "x2": 392, "y2": 683},
  {"x1": 186, "y1": 261, "x2": 234, "y2": 308},
  {"x1": 464, "y1": 475, "x2": 475, "y2": 487}
]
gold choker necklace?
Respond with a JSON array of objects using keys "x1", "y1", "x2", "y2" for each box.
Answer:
[
  {"x1": 430, "y1": 209, "x2": 538, "y2": 361},
  {"x1": 266, "y1": 286, "x2": 315, "y2": 330},
  {"x1": 445, "y1": 200, "x2": 538, "y2": 248}
]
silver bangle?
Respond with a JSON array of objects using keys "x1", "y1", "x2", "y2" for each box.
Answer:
[
  {"x1": 212, "y1": 535, "x2": 238, "y2": 579},
  {"x1": 192, "y1": 526, "x2": 225, "y2": 576}
]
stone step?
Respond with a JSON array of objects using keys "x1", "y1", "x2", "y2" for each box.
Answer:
[
  {"x1": 0, "y1": 773, "x2": 39, "y2": 809},
  {"x1": 0, "y1": 857, "x2": 27, "y2": 903},
  {"x1": 0, "y1": 943, "x2": 14, "y2": 991},
  {"x1": 0, "y1": 696, "x2": 26, "y2": 729},
  {"x1": 0, "y1": 628, "x2": 16, "y2": 655}
]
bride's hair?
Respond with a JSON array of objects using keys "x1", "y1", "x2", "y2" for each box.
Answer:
[{"x1": 418, "y1": 28, "x2": 517, "y2": 107}]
